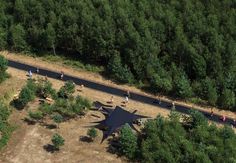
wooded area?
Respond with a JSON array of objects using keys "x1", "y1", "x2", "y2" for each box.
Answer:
[
  {"x1": 118, "y1": 111, "x2": 236, "y2": 162},
  {"x1": 0, "y1": 0, "x2": 235, "y2": 109}
]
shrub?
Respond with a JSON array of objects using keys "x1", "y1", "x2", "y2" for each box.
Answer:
[
  {"x1": 52, "y1": 114, "x2": 63, "y2": 128},
  {"x1": 0, "y1": 102, "x2": 10, "y2": 122},
  {"x1": 36, "y1": 79, "x2": 56, "y2": 99},
  {"x1": 87, "y1": 127, "x2": 98, "y2": 141},
  {"x1": 28, "y1": 111, "x2": 44, "y2": 122},
  {"x1": 14, "y1": 86, "x2": 35, "y2": 109},
  {"x1": 51, "y1": 133, "x2": 65, "y2": 150},
  {"x1": 58, "y1": 81, "x2": 75, "y2": 98},
  {"x1": 0, "y1": 55, "x2": 8, "y2": 83}
]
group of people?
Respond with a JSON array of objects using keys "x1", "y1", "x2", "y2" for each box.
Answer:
[
  {"x1": 109, "y1": 90, "x2": 130, "y2": 105},
  {"x1": 28, "y1": 68, "x2": 65, "y2": 80}
]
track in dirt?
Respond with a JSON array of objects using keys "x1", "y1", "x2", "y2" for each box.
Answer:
[{"x1": 8, "y1": 59, "x2": 235, "y2": 126}]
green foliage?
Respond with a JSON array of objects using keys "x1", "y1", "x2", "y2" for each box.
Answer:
[
  {"x1": 0, "y1": 102, "x2": 10, "y2": 122},
  {"x1": 0, "y1": 55, "x2": 8, "y2": 83},
  {"x1": 128, "y1": 112, "x2": 236, "y2": 162},
  {"x1": 51, "y1": 133, "x2": 65, "y2": 150},
  {"x1": 219, "y1": 89, "x2": 235, "y2": 110},
  {"x1": 28, "y1": 111, "x2": 43, "y2": 122},
  {"x1": 0, "y1": 122, "x2": 14, "y2": 149},
  {"x1": 107, "y1": 54, "x2": 134, "y2": 83},
  {"x1": 36, "y1": 79, "x2": 56, "y2": 99},
  {"x1": 0, "y1": 102, "x2": 14, "y2": 149},
  {"x1": 118, "y1": 124, "x2": 138, "y2": 159},
  {"x1": 174, "y1": 74, "x2": 193, "y2": 99},
  {"x1": 15, "y1": 87, "x2": 34, "y2": 109},
  {"x1": 87, "y1": 127, "x2": 97, "y2": 141},
  {"x1": 200, "y1": 78, "x2": 218, "y2": 106},
  {"x1": 52, "y1": 114, "x2": 63, "y2": 128},
  {"x1": 10, "y1": 24, "x2": 27, "y2": 52},
  {"x1": 13, "y1": 80, "x2": 37, "y2": 109},
  {"x1": 58, "y1": 81, "x2": 75, "y2": 98}
]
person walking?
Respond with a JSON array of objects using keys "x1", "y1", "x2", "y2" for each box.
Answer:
[
  {"x1": 110, "y1": 96, "x2": 114, "y2": 104},
  {"x1": 36, "y1": 67, "x2": 39, "y2": 73},
  {"x1": 125, "y1": 96, "x2": 129, "y2": 104},
  {"x1": 29, "y1": 70, "x2": 32, "y2": 79},
  {"x1": 60, "y1": 71, "x2": 64, "y2": 80}
]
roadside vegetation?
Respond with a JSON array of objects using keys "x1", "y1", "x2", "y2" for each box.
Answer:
[
  {"x1": 0, "y1": 55, "x2": 14, "y2": 149},
  {"x1": 116, "y1": 111, "x2": 236, "y2": 162}
]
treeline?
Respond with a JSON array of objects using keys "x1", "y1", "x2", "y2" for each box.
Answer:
[
  {"x1": 118, "y1": 111, "x2": 236, "y2": 162},
  {"x1": 0, "y1": 0, "x2": 235, "y2": 109}
]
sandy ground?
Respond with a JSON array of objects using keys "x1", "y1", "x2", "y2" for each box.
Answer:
[{"x1": 1, "y1": 51, "x2": 236, "y2": 120}]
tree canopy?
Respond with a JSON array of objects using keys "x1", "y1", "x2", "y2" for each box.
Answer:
[
  {"x1": 118, "y1": 111, "x2": 236, "y2": 162},
  {"x1": 0, "y1": 0, "x2": 235, "y2": 109}
]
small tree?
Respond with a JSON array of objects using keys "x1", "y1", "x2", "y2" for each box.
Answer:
[
  {"x1": 15, "y1": 86, "x2": 35, "y2": 109},
  {"x1": 87, "y1": 127, "x2": 97, "y2": 141},
  {"x1": 51, "y1": 133, "x2": 64, "y2": 150},
  {"x1": 52, "y1": 114, "x2": 63, "y2": 129},
  {"x1": 58, "y1": 81, "x2": 75, "y2": 98},
  {"x1": 119, "y1": 124, "x2": 138, "y2": 159}
]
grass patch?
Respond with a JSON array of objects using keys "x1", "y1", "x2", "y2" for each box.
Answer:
[
  {"x1": 0, "y1": 122, "x2": 15, "y2": 150},
  {"x1": 41, "y1": 55, "x2": 104, "y2": 73}
]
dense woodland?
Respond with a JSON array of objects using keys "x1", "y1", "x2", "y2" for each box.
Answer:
[
  {"x1": 0, "y1": 0, "x2": 235, "y2": 109},
  {"x1": 118, "y1": 111, "x2": 236, "y2": 162}
]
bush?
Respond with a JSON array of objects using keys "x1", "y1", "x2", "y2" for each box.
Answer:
[
  {"x1": 28, "y1": 111, "x2": 44, "y2": 122},
  {"x1": 14, "y1": 86, "x2": 35, "y2": 109},
  {"x1": 0, "y1": 55, "x2": 8, "y2": 83},
  {"x1": 58, "y1": 81, "x2": 75, "y2": 98},
  {"x1": 87, "y1": 127, "x2": 97, "y2": 141},
  {"x1": 51, "y1": 133, "x2": 65, "y2": 150},
  {"x1": 52, "y1": 114, "x2": 63, "y2": 128},
  {"x1": 0, "y1": 102, "x2": 10, "y2": 122},
  {"x1": 36, "y1": 79, "x2": 56, "y2": 99}
]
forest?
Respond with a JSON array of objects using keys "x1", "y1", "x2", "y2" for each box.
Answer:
[
  {"x1": 0, "y1": 0, "x2": 235, "y2": 109},
  {"x1": 118, "y1": 111, "x2": 236, "y2": 162}
]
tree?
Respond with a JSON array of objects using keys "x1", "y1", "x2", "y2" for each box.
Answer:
[
  {"x1": 219, "y1": 89, "x2": 235, "y2": 109},
  {"x1": 10, "y1": 24, "x2": 27, "y2": 51},
  {"x1": 0, "y1": 27, "x2": 7, "y2": 49},
  {"x1": 200, "y1": 78, "x2": 218, "y2": 106},
  {"x1": 87, "y1": 127, "x2": 97, "y2": 141},
  {"x1": 119, "y1": 124, "x2": 138, "y2": 159},
  {"x1": 107, "y1": 53, "x2": 134, "y2": 83},
  {"x1": 52, "y1": 114, "x2": 63, "y2": 129},
  {"x1": 46, "y1": 23, "x2": 56, "y2": 55},
  {"x1": 51, "y1": 133, "x2": 64, "y2": 150},
  {"x1": 0, "y1": 55, "x2": 8, "y2": 83},
  {"x1": 174, "y1": 74, "x2": 193, "y2": 99},
  {"x1": 15, "y1": 86, "x2": 35, "y2": 109}
]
